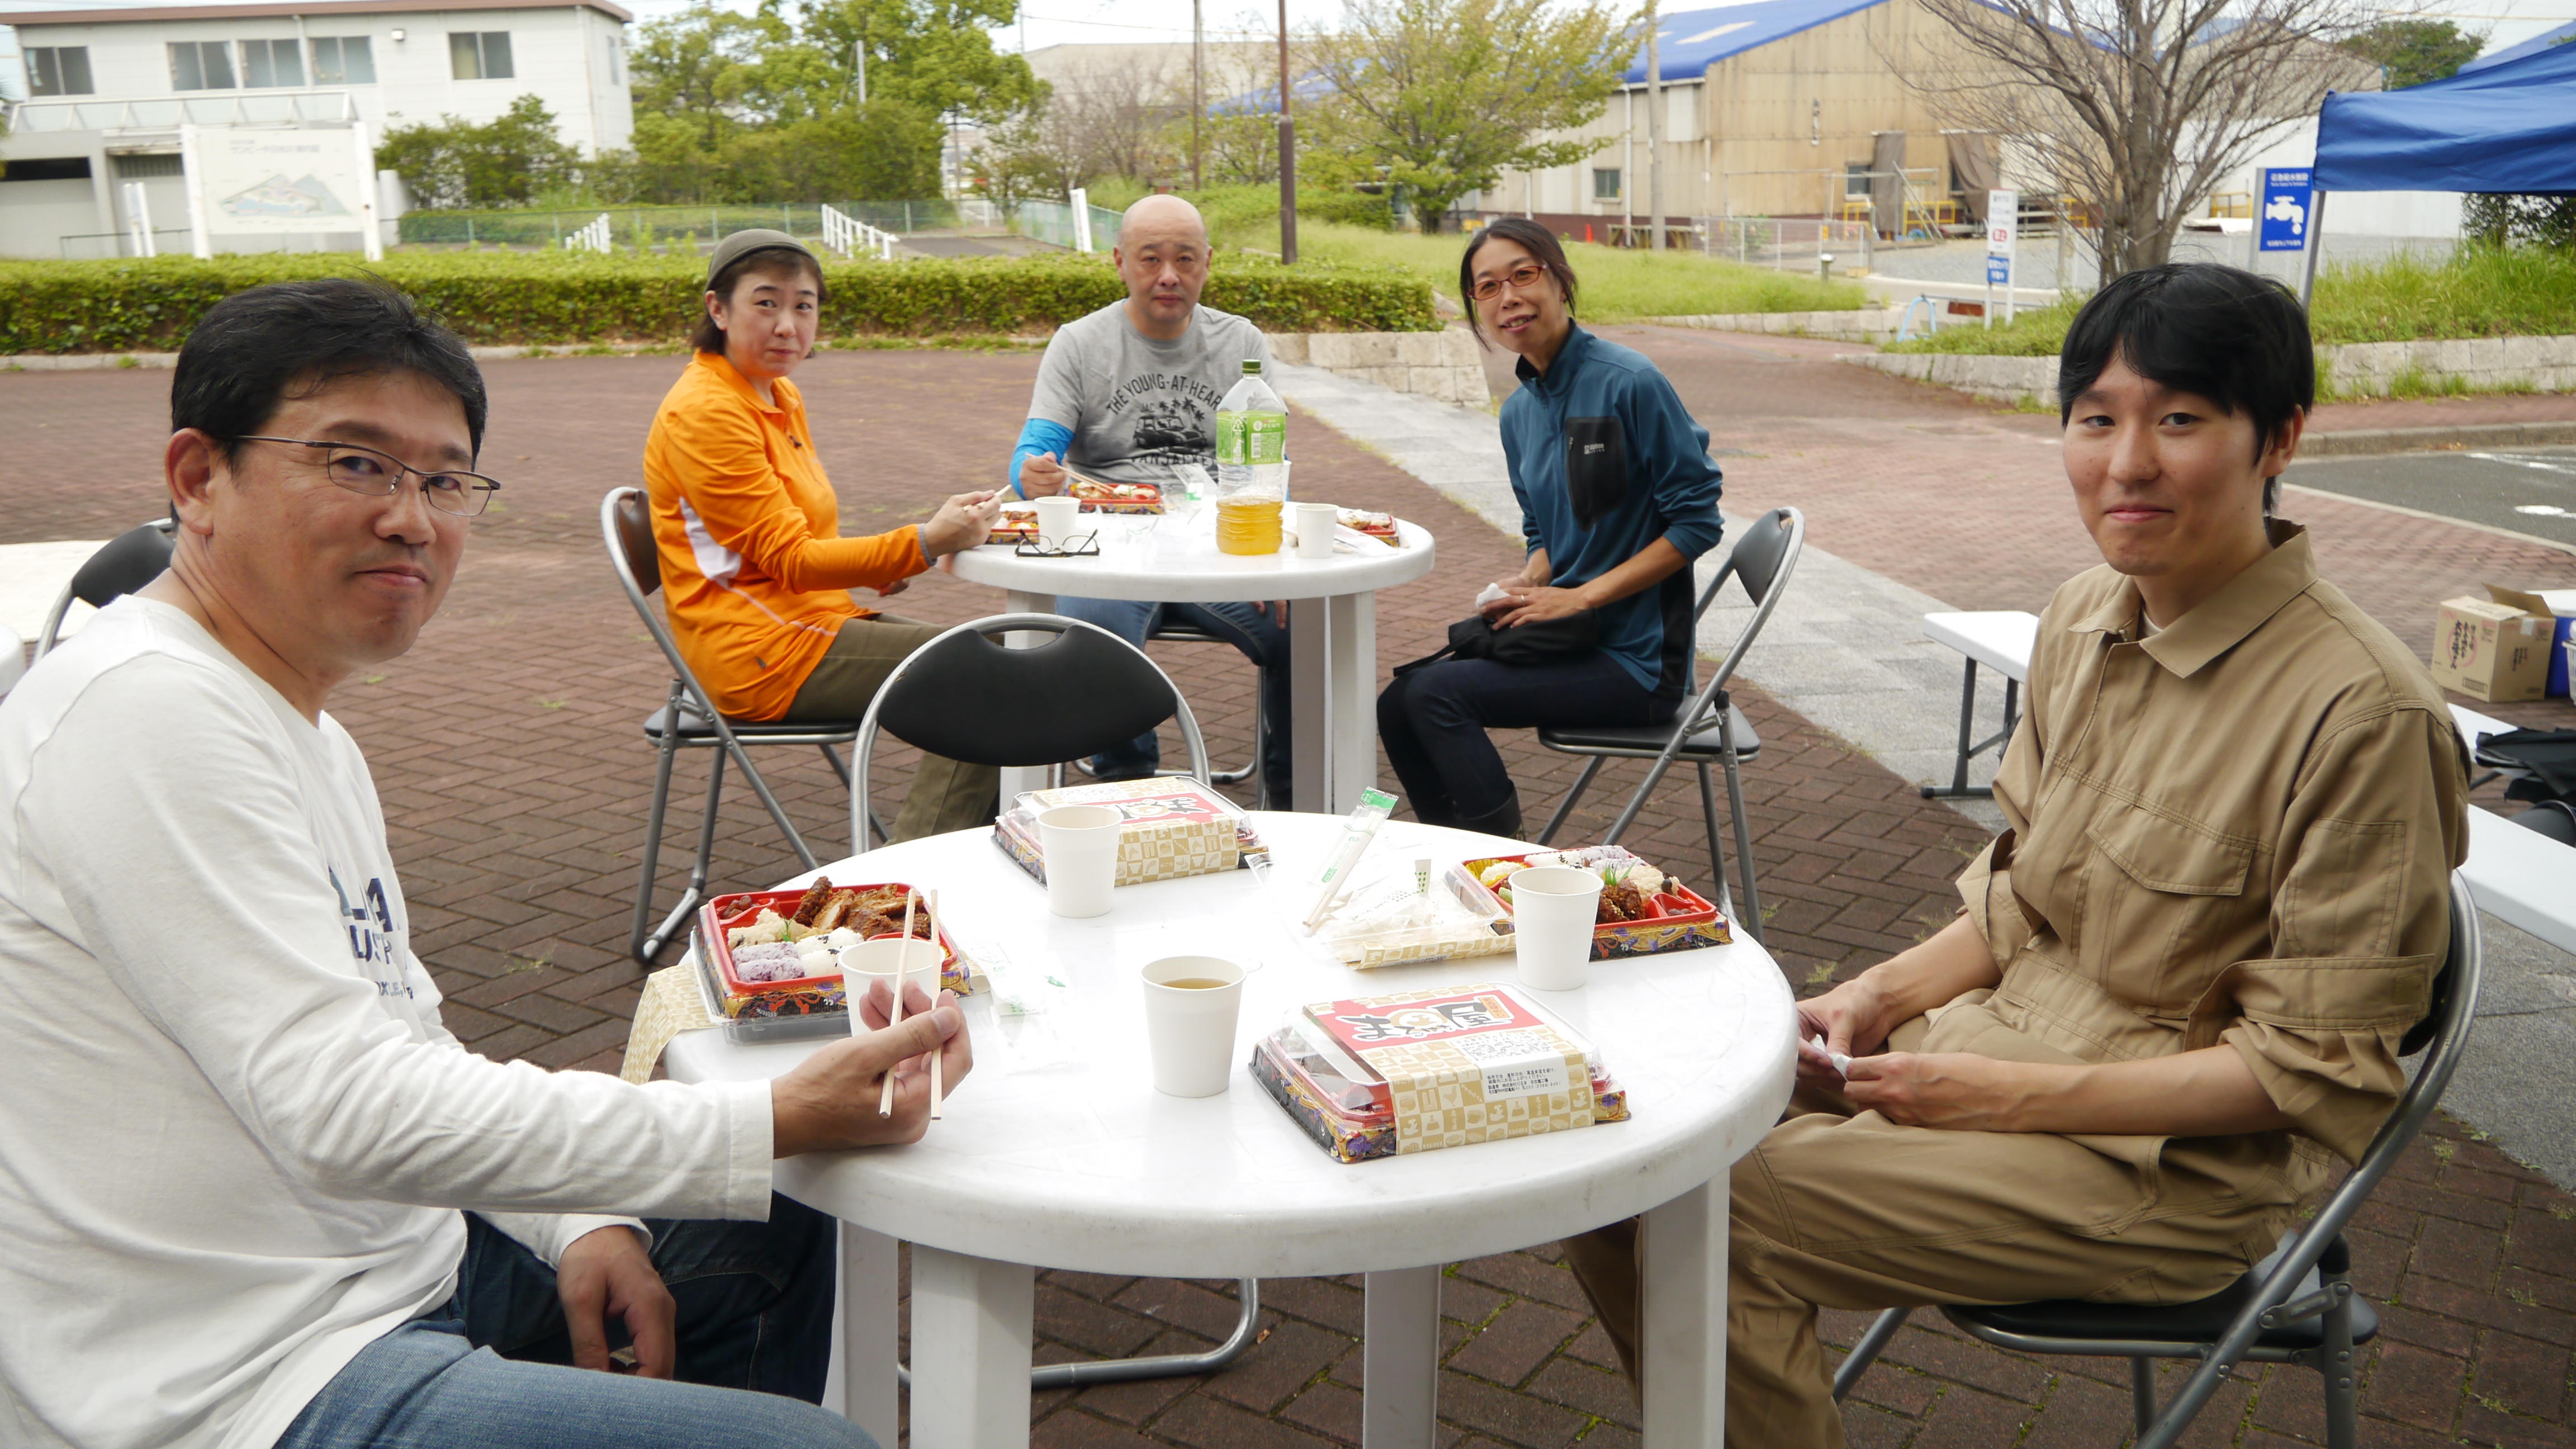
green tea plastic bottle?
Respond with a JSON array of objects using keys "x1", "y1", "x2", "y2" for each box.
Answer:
[{"x1": 1214, "y1": 358, "x2": 1289, "y2": 499}]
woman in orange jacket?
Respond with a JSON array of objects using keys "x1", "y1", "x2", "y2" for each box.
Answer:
[{"x1": 643, "y1": 230, "x2": 1004, "y2": 840}]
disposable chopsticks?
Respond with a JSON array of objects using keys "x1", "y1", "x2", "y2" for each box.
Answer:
[{"x1": 876, "y1": 887, "x2": 917, "y2": 1117}]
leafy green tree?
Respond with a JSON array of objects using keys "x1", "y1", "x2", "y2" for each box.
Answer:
[
  {"x1": 788, "y1": 0, "x2": 1039, "y2": 124},
  {"x1": 378, "y1": 95, "x2": 579, "y2": 209},
  {"x1": 2339, "y1": 18, "x2": 2485, "y2": 88},
  {"x1": 1306, "y1": 0, "x2": 1633, "y2": 231}
]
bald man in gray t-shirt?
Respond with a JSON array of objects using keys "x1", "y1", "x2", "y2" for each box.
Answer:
[{"x1": 1005, "y1": 196, "x2": 1290, "y2": 800}]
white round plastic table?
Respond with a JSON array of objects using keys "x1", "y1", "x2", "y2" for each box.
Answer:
[
  {"x1": 662, "y1": 812, "x2": 1796, "y2": 1449},
  {"x1": 941, "y1": 512, "x2": 1436, "y2": 813}
]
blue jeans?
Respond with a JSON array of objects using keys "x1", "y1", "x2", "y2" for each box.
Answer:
[
  {"x1": 1059, "y1": 596, "x2": 1291, "y2": 798},
  {"x1": 276, "y1": 1196, "x2": 866, "y2": 1449},
  {"x1": 1377, "y1": 652, "x2": 1675, "y2": 835}
]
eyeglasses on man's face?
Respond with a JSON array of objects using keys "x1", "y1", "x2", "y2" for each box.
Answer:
[
  {"x1": 239, "y1": 436, "x2": 504, "y2": 518},
  {"x1": 1469, "y1": 262, "x2": 1553, "y2": 302}
]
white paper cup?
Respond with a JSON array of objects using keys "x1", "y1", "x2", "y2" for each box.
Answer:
[
  {"x1": 1037, "y1": 803, "x2": 1121, "y2": 917},
  {"x1": 1294, "y1": 502, "x2": 1338, "y2": 559},
  {"x1": 836, "y1": 936, "x2": 944, "y2": 1034},
  {"x1": 1142, "y1": 955, "x2": 1246, "y2": 1097},
  {"x1": 1510, "y1": 865, "x2": 1603, "y2": 991},
  {"x1": 1033, "y1": 494, "x2": 1083, "y2": 550}
]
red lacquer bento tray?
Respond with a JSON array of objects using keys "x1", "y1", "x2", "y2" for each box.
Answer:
[
  {"x1": 1460, "y1": 854, "x2": 1732, "y2": 960},
  {"x1": 693, "y1": 883, "x2": 969, "y2": 1024}
]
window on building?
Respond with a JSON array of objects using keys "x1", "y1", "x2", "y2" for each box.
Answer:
[
  {"x1": 311, "y1": 36, "x2": 377, "y2": 84},
  {"x1": 607, "y1": 37, "x2": 623, "y2": 86},
  {"x1": 1593, "y1": 167, "x2": 1621, "y2": 201},
  {"x1": 170, "y1": 40, "x2": 239, "y2": 91},
  {"x1": 28, "y1": 46, "x2": 95, "y2": 96},
  {"x1": 1, "y1": 157, "x2": 95, "y2": 182},
  {"x1": 449, "y1": 31, "x2": 515, "y2": 80},
  {"x1": 112, "y1": 153, "x2": 186, "y2": 179},
  {"x1": 239, "y1": 38, "x2": 305, "y2": 88},
  {"x1": 1845, "y1": 162, "x2": 1873, "y2": 196}
]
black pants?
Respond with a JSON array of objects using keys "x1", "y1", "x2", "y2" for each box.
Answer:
[{"x1": 1377, "y1": 652, "x2": 1674, "y2": 835}]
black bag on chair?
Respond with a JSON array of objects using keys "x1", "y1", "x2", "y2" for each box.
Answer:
[{"x1": 1393, "y1": 609, "x2": 1599, "y2": 676}]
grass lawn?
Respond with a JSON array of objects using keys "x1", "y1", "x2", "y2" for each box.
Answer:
[
  {"x1": 1213, "y1": 219, "x2": 1865, "y2": 321},
  {"x1": 1882, "y1": 245, "x2": 2576, "y2": 358}
]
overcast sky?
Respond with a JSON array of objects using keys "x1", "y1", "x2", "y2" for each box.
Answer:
[{"x1": 4, "y1": 0, "x2": 2570, "y2": 93}]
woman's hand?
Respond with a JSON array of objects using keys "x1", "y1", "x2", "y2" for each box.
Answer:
[
  {"x1": 1841, "y1": 1053, "x2": 2034, "y2": 1130},
  {"x1": 1493, "y1": 585, "x2": 1593, "y2": 629},
  {"x1": 1793, "y1": 974, "x2": 1897, "y2": 1090},
  {"x1": 918, "y1": 490, "x2": 1005, "y2": 559}
]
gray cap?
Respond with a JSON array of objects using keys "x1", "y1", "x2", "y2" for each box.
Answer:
[{"x1": 706, "y1": 228, "x2": 820, "y2": 288}]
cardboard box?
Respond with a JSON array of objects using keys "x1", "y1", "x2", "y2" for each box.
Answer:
[{"x1": 2433, "y1": 590, "x2": 2555, "y2": 702}]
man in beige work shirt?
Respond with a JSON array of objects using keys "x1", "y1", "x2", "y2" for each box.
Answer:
[{"x1": 1562, "y1": 263, "x2": 2469, "y2": 1446}]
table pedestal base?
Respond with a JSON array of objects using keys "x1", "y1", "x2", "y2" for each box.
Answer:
[
  {"x1": 910, "y1": 1246, "x2": 1036, "y2": 1449},
  {"x1": 1641, "y1": 1177, "x2": 1729, "y2": 1447},
  {"x1": 1363, "y1": 1266, "x2": 1442, "y2": 1447}
]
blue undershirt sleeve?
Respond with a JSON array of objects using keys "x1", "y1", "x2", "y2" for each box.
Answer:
[{"x1": 1010, "y1": 418, "x2": 1076, "y2": 499}]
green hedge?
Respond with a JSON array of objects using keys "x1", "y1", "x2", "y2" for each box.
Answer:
[{"x1": 0, "y1": 251, "x2": 1437, "y2": 355}]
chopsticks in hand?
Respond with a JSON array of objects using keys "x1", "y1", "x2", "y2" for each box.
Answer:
[{"x1": 877, "y1": 887, "x2": 917, "y2": 1118}]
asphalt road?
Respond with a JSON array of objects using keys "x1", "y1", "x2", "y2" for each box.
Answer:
[{"x1": 2290, "y1": 444, "x2": 2576, "y2": 548}]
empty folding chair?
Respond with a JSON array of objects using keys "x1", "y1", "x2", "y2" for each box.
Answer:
[{"x1": 34, "y1": 518, "x2": 177, "y2": 658}]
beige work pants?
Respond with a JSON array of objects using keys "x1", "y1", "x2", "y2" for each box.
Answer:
[
  {"x1": 1561, "y1": 1023, "x2": 2293, "y2": 1448},
  {"x1": 783, "y1": 615, "x2": 999, "y2": 842}
]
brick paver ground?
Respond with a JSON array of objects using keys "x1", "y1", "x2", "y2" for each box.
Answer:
[{"x1": 7, "y1": 344, "x2": 2575, "y2": 1447}]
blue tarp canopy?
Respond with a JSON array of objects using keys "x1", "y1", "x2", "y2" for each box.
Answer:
[{"x1": 2313, "y1": 34, "x2": 2576, "y2": 193}]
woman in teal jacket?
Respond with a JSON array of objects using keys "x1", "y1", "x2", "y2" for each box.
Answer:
[{"x1": 1376, "y1": 219, "x2": 1725, "y2": 836}]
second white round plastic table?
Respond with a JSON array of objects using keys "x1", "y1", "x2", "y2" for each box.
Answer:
[
  {"x1": 941, "y1": 510, "x2": 1436, "y2": 813},
  {"x1": 662, "y1": 811, "x2": 1797, "y2": 1449}
]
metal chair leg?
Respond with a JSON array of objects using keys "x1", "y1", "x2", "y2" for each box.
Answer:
[
  {"x1": 639, "y1": 744, "x2": 729, "y2": 965},
  {"x1": 721, "y1": 733, "x2": 818, "y2": 873},
  {"x1": 896, "y1": 1278, "x2": 1263, "y2": 1391},
  {"x1": 2132, "y1": 1357, "x2": 2159, "y2": 1436},
  {"x1": 2321, "y1": 1271, "x2": 2360, "y2": 1449},
  {"x1": 1696, "y1": 762, "x2": 1735, "y2": 922},
  {"x1": 1540, "y1": 756, "x2": 1608, "y2": 845},
  {"x1": 1830, "y1": 1307, "x2": 1910, "y2": 1401},
  {"x1": 629, "y1": 707, "x2": 685, "y2": 968},
  {"x1": 1720, "y1": 729, "x2": 1763, "y2": 945},
  {"x1": 817, "y1": 741, "x2": 853, "y2": 789}
]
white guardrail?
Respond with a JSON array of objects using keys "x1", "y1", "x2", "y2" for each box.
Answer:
[
  {"x1": 821, "y1": 204, "x2": 898, "y2": 261},
  {"x1": 562, "y1": 214, "x2": 613, "y2": 253}
]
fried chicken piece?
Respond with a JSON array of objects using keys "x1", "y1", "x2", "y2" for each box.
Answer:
[
  {"x1": 789, "y1": 878, "x2": 834, "y2": 926},
  {"x1": 1597, "y1": 879, "x2": 1646, "y2": 924}
]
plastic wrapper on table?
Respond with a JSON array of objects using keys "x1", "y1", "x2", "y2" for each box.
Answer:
[
  {"x1": 1308, "y1": 859, "x2": 1517, "y2": 968},
  {"x1": 991, "y1": 776, "x2": 1265, "y2": 887}
]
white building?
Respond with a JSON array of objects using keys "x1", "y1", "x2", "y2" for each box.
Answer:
[{"x1": 1, "y1": 0, "x2": 633, "y2": 259}]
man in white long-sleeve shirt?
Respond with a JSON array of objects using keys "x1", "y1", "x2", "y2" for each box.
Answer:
[{"x1": 0, "y1": 278, "x2": 969, "y2": 1449}]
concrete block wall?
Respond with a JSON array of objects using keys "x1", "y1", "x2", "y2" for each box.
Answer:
[
  {"x1": 1266, "y1": 326, "x2": 1489, "y2": 408},
  {"x1": 1849, "y1": 334, "x2": 2576, "y2": 404},
  {"x1": 1649, "y1": 308, "x2": 1902, "y2": 342}
]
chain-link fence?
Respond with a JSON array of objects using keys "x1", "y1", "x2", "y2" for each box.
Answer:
[{"x1": 1006, "y1": 198, "x2": 1126, "y2": 254}]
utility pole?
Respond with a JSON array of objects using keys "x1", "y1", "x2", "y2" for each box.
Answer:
[
  {"x1": 1644, "y1": 0, "x2": 1664, "y2": 250},
  {"x1": 853, "y1": 37, "x2": 866, "y2": 104},
  {"x1": 1278, "y1": 0, "x2": 1296, "y2": 263},
  {"x1": 1192, "y1": 0, "x2": 1205, "y2": 191}
]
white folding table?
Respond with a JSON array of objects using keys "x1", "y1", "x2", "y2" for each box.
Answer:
[
  {"x1": 2449, "y1": 702, "x2": 2576, "y2": 954},
  {"x1": 1919, "y1": 610, "x2": 2039, "y2": 800}
]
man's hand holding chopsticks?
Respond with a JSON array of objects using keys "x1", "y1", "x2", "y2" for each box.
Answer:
[{"x1": 769, "y1": 979, "x2": 973, "y2": 1154}]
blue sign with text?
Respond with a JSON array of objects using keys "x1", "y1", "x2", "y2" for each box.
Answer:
[
  {"x1": 1986, "y1": 255, "x2": 2010, "y2": 285},
  {"x1": 2260, "y1": 168, "x2": 2314, "y2": 252}
]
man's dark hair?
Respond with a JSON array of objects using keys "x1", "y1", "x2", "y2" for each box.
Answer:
[
  {"x1": 172, "y1": 276, "x2": 488, "y2": 461},
  {"x1": 2058, "y1": 263, "x2": 2312, "y2": 513},
  {"x1": 1459, "y1": 217, "x2": 1579, "y2": 347},
  {"x1": 692, "y1": 248, "x2": 829, "y2": 354}
]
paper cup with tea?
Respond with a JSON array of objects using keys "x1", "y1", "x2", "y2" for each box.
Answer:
[
  {"x1": 1141, "y1": 955, "x2": 1247, "y2": 1097},
  {"x1": 836, "y1": 936, "x2": 943, "y2": 1033},
  {"x1": 1509, "y1": 865, "x2": 1603, "y2": 991},
  {"x1": 1037, "y1": 803, "x2": 1121, "y2": 917}
]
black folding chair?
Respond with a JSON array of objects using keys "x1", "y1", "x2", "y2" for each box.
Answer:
[
  {"x1": 846, "y1": 613, "x2": 1261, "y2": 1388},
  {"x1": 1534, "y1": 506, "x2": 1805, "y2": 943},
  {"x1": 600, "y1": 488, "x2": 863, "y2": 967},
  {"x1": 1831, "y1": 872, "x2": 2485, "y2": 1449},
  {"x1": 34, "y1": 519, "x2": 177, "y2": 657},
  {"x1": 847, "y1": 612, "x2": 1213, "y2": 852}
]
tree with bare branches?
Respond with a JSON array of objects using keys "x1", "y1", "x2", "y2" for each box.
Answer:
[{"x1": 1895, "y1": 0, "x2": 2377, "y2": 282}]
